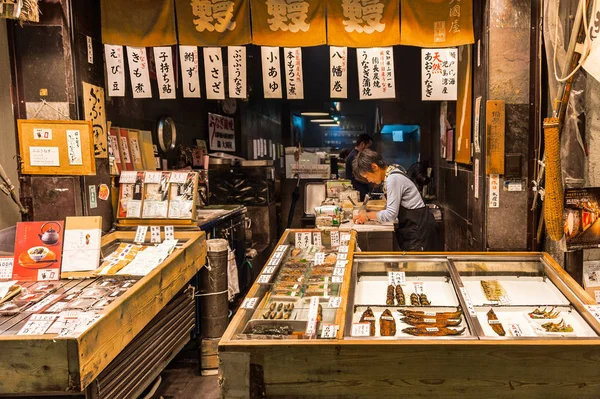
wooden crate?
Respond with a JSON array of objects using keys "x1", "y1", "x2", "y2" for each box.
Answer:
[
  {"x1": 201, "y1": 337, "x2": 220, "y2": 375},
  {"x1": 0, "y1": 230, "x2": 206, "y2": 395}
]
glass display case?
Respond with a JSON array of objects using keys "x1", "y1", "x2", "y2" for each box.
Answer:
[{"x1": 208, "y1": 166, "x2": 275, "y2": 206}]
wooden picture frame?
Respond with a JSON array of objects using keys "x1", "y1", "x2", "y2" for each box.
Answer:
[{"x1": 17, "y1": 119, "x2": 96, "y2": 175}]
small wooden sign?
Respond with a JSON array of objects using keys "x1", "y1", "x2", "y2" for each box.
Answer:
[
  {"x1": 18, "y1": 120, "x2": 96, "y2": 175},
  {"x1": 486, "y1": 100, "x2": 505, "y2": 174}
]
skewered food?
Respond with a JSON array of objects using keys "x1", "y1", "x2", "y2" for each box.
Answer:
[
  {"x1": 486, "y1": 309, "x2": 506, "y2": 336},
  {"x1": 360, "y1": 307, "x2": 376, "y2": 336},
  {"x1": 250, "y1": 325, "x2": 294, "y2": 335},
  {"x1": 528, "y1": 307, "x2": 560, "y2": 319},
  {"x1": 481, "y1": 280, "x2": 507, "y2": 302},
  {"x1": 395, "y1": 285, "x2": 405, "y2": 305},
  {"x1": 400, "y1": 317, "x2": 462, "y2": 327},
  {"x1": 379, "y1": 309, "x2": 397, "y2": 336},
  {"x1": 402, "y1": 326, "x2": 466, "y2": 336},
  {"x1": 541, "y1": 319, "x2": 574, "y2": 333},
  {"x1": 410, "y1": 293, "x2": 421, "y2": 306},
  {"x1": 317, "y1": 304, "x2": 323, "y2": 322},
  {"x1": 419, "y1": 293, "x2": 431, "y2": 306},
  {"x1": 398, "y1": 308, "x2": 462, "y2": 319},
  {"x1": 386, "y1": 285, "x2": 395, "y2": 306}
]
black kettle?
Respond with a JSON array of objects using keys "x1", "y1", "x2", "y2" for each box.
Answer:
[{"x1": 38, "y1": 222, "x2": 61, "y2": 245}]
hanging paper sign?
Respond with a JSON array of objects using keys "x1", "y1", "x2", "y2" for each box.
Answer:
[
  {"x1": 489, "y1": 174, "x2": 500, "y2": 208},
  {"x1": 251, "y1": 0, "x2": 326, "y2": 47},
  {"x1": 227, "y1": 46, "x2": 247, "y2": 98},
  {"x1": 153, "y1": 47, "x2": 176, "y2": 99},
  {"x1": 283, "y1": 47, "x2": 304, "y2": 99},
  {"x1": 421, "y1": 48, "x2": 458, "y2": 101},
  {"x1": 330, "y1": 46, "x2": 347, "y2": 98},
  {"x1": 486, "y1": 100, "x2": 505, "y2": 174},
  {"x1": 126, "y1": 47, "x2": 152, "y2": 98},
  {"x1": 327, "y1": 0, "x2": 400, "y2": 47},
  {"x1": 261, "y1": 46, "x2": 283, "y2": 99},
  {"x1": 104, "y1": 45, "x2": 125, "y2": 97},
  {"x1": 356, "y1": 47, "x2": 396, "y2": 100},
  {"x1": 208, "y1": 113, "x2": 235, "y2": 152},
  {"x1": 175, "y1": 0, "x2": 252, "y2": 46},
  {"x1": 179, "y1": 46, "x2": 201, "y2": 98},
  {"x1": 401, "y1": 0, "x2": 474, "y2": 47},
  {"x1": 203, "y1": 48, "x2": 226, "y2": 100}
]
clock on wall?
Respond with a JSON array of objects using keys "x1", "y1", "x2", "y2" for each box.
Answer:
[
  {"x1": 222, "y1": 98, "x2": 237, "y2": 115},
  {"x1": 157, "y1": 116, "x2": 177, "y2": 153}
]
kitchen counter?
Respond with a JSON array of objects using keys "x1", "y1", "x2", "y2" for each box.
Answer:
[{"x1": 339, "y1": 220, "x2": 395, "y2": 232}]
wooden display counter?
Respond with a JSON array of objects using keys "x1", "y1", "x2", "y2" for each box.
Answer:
[
  {"x1": 0, "y1": 230, "x2": 206, "y2": 396},
  {"x1": 219, "y1": 234, "x2": 600, "y2": 398}
]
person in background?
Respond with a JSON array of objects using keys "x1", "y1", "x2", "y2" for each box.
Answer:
[
  {"x1": 345, "y1": 134, "x2": 373, "y2": 201},
  {"x1": 352, "y1": 149, "x2": 437, "y2": 251}
]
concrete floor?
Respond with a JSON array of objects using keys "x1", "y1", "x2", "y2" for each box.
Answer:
[{"x1": 150, "y1": 367, "x2": 219, "y2": 399}]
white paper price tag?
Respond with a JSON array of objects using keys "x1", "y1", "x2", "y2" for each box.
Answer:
[
  {"x1": 488, "y1": 320, "x2": 502, "y2": 325},
  {"x1": 263, "y1": 266, "x2": 277, "y2": 274},
  {"x1": 509, "y1": 324, "x2": 523, "y2": 337},
  {"x1": 595, "y1": 291, "x2": 600, "y2": 304},
  {"x1": 352, "y1": 322, "x2": 371, "y2": 337},
  {"x1": 499, "y1": 295, "x2": 511, "y2": 305},
  {"x1": 388, "y1": 272, "x2": 406, "y2": 286},
  {"x1": 336, "y1": 260, "x2": 348, "y2": 268},
  {"x1": 327, "y1": 296, "x2": 342, "y2": 308},
  {"x1": 119, "y1": 171, "x2": 137, "y2": 184},
  {"x1": 333, "y1": 267, "x2": 345, "y2": 277},
  {"x1": 295, "y1": 232, "x2": 312, "y2": 249},
  {"x1": 164, "y1": 226, "x2": 175, "y2": 240},
  {"x1": 340, "y1": 232, "x2": 351, "y2": 245},
  {"x1": 413, "y1": 282, "x2": 424, "y2": 294},
  {"x1": 305, "y1": 296, "x2": 320, "y2": 336},
  {"x1": 314, "y1": 252, "x2": 326, "y2": 266},
  {"x1": 426, "y1": 327, "x2": 439, "y2": 332},
  {"x1": 330, "y1": 230, "x2": 340, "y2": 246},
  {"x1": 337, "y1": 253, "x2": 348, "y2": 260},
  {"x1": 338, "y1": 245, "x2": 349, "y2": 253},
  {"x1": 312, "y1": 232, "x2": 322, "y2": 247},
  {"x1": 268, "y1": 257, "x2": 281, "y2": 267},
  {"x1": 331, "y1": 276, "x2": 343, "y2": 283},
  {"x1": 150, "y1": 226, "x2": 161, "y2": 244},
  {"x1": 276, "y1": 245, "x2": 289, "y2": 253},
  {"x1": 144, "y1": 171, "x2": 162, "y2": 183},
  {"x1": 257, "y1": 274, "x2": 272, "y2": 284},
  {"x1": 0, "y1": 257, "x2": 14, "y2": 280},
  {"x1": 585, "y1": 305, "x2": 600, "y2": 323},
  {"x1": 134, "y1": 226, "x2": 148, "y2": 244},
  {"x1": 320, "y1": 323, "x2": 338, "y2": 339},
  {"x1": 459, "y1": 287, "x2": 477, "y2": 316},
  {"x1": 241, "y1": 297, "x2": 258, "y2": 309}
]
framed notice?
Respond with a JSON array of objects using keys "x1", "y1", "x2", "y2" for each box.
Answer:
[
  {"x1": 18, "y1": 120, "x2": 96, "y2": 175},
  {"x1": 208, "y1": 113, "x2": 235, "y2": 152}
]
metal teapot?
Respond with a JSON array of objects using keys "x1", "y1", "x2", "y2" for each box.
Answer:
[{"x1": 38, "y1": 222, "x2": 61, "y2": 245}]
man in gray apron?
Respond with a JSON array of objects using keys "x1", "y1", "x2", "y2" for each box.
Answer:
[{"x1": 352, "y1": 149, "x2": 437, "y2": 251}]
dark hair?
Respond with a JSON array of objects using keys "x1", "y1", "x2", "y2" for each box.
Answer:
[
  {"x1": 352, "y1": 149, "x2": 387, "y2": 176},
  {"x1": 338, "y1": 148, "x2": 350, "y2": 161},
  {"x1": 355, "y1": 134, "x2": 373, "y2": 147}
]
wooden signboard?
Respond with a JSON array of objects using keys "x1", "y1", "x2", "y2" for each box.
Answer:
[
  {"x1": 485, "y1": 100, "x2": 505, "y2": 174},
  {"x1": 455, "y1": 45, "x2": 473, "y2": 165},
  {"x1": 17, "y1": 120, "x2": 96, "y2": 175}
]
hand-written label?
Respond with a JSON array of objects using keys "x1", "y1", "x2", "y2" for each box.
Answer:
[
  {"x1": 330, "y1": 230, "x2": 340, "y2": 246},
  {"x1": 332, "y1": 276, "x2": 343, "y2": 283},
  {"x1": 327, "y1": 296, "x2": 342, "y2": 308},
  {"x1": 314, "y1": 252, "x2": 326, "y2": 266},
  {"x1": 388, "y1": 272, "x2": 406, "y2": 286},
  {"x1": 333, "y1": 267, "x2": 345, "y2": 276},
  {"x1": 488, "y1": 320, "x2": 502, "y2": 325},
  {"x1": 336, "y1": 260, "x2": 348, "y2": 268},
  {"x1": 276, "y1": 245, "x2": 289, "y2": 253},
  {"x1": 164, "y1": 226, "x2": 175, "y2": 240},
  {"x1": 338, "y1": 245, "x2": 349, "y2": 253},
  {"x1": 595, "y1": 291, "x2": 600, "y2": 304},
  {"x1": 352, "y1": 322, "x2": 372, "y2": 337},
  {"x1": 305, "y1": 296, "x2": 320, "y2": 337},
  {"x1": 340, "y1": 232, "x2": 351, "y2": 245},
  {"x1": 509, "y1": 324, "x2": 523, "y2": 337},
  {"x1": 257, "y1": 274, "x2": 271, "y2": 284},
  {"x1": 295, "y1": 232, "x2": 312, "y2": 249},
  {"x1": 320, "y1": 323, "x2": 338, "y2": 339},
  {"x1": 424, "y1": 311, "x2": 437, "y2": 317},
  {"x1": 268, "y1": 256, "x2": 282, "y2": 267},
  {"x1": 120, "y1": 171, "x2": 138, "y2": 183},
  {"x1": 134, "y1": 225, "x2": 148, "y2": 243},
  {"x1": 144, "y1": 171, "x2": 162, "y2": 183},
  {"x1": 0, "y1": 257, "x2": 14, "y2": 280},
  {"x1": 150, "y1": 226, "x2": 161, "y2": 244},
  {"x1": 499, "y1": 295, "x2": 511, "y2": 305},
  {"x1": 312, "y1": 232, "x2": 322, "y2": 247},
  {"x1": 585, "y1": 305, "x2": 600, "y2": 323},
  {"x1": 426, "y1": 327, "x2": 439, "y2": 332},
  {"x1": 459, "y1": 287, "x2": 477, "y2": 316},
  {"x1": 337, "y1": 253, "x2": 348, "y2": 261},
  {"x1": 413, "y1": 282, "x2": 424, "y2": 294},
  {"x1": 423, "y1": 318, "x2": 437, "y2": 323},
  {"x1": 241, "y1": 297, "x2": 258, "y2": 309},
  {"x1": 263, "y1": 266, "x2": 277, "y2": 274}
]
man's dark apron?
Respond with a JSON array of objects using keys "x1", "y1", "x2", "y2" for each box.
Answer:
[{"x1": 384, "y1": 166, "x2": 437, "y2": 251}]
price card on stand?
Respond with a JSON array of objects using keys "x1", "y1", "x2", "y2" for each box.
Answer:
[
  {"x1": 0, "y1": 257, "x2": 13, "y2": 280},
  {"x1": 295, "y1": 232, "x2": 312, "y2": 249},
  {"x1": 312, "y1": 232, "x2": 322, "y2": 247},
  {"x1": 509, "y1": 324, "x2": 523, "y2": 337},
  {"x1": 134, "y1": 226, "x2": 148, "y2": 244},
  {"x1": 314, "y1": 252, "x2": 326, "y2": 266},
  {"x1": 388, "y1": 272, "x2": 406, "y2": 286},
  {"x1": 320, "y1": 324, "x2": 339, "y2": 339},
  {"x1": 413, "y1": 282, "x2": 424, "y2": 294},
  {"x1": 459, "y1": 287, "x2": 477, "y2": 316},
  {"x1": 241, "y1": 297, "x2": 259, "y2": 309},
  {"x1": 164, "y1": 226, "x2": 175, "y2": 241},
  {"x1": 150, "y1": 226, "x2": 161, "y2": 244},
  {"x1": 305, "y1": 296, "x2": 320, "y2": 337},
  {"x1": 327, "y1": 296, "x2": 342, "y2": 308},
  {"x1": 17, "y1": 314, "x2": 58, "y2": 335},
  {"x1": 330, "y1": 231, "x2": 340, "y2": 246},
  {"x1": 119, "y1": 171, "x2": 138, "y2": 183},
  {"x1": 352, "y1": 322, "x2": 371, "y2": 337},
  {"x1": 338, "y1": 245, "x2": 349, "y2": 253}
]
